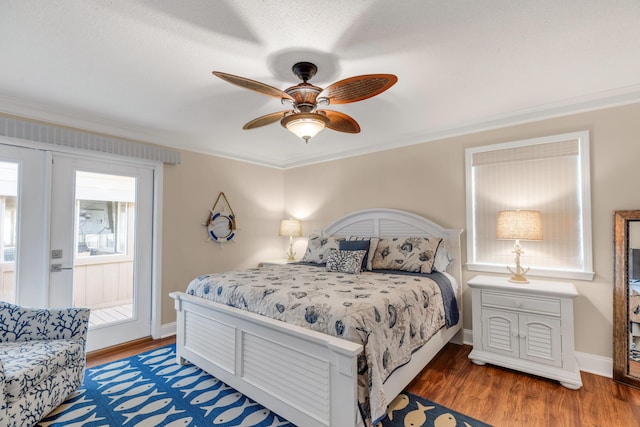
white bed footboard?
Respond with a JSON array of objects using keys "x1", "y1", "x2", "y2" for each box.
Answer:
[{"x1": 170, "y1": 291, "x2": 363, "y2": 427}]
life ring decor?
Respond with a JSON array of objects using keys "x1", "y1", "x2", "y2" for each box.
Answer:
[{"x1": 203, "y1": 192, "x2": 237, "y2": 244}]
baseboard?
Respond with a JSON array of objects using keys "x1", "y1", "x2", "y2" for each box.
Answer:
[
  {"x1": 462, "y1": 328, "x2": 612, "y2": 379},
  {"x1": 575, "y1": 351, "x2": 612, "y2": 378},
  {"x1": 160, "y1": 321, "x2": 176, "y2": 339},
  {"x1": 463, "y1": 328, "x2": 474, "y2": 346}
]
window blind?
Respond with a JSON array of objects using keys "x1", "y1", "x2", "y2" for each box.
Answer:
[{"x1": 466, "y1": 131, "x2": 593, "y2": 280}]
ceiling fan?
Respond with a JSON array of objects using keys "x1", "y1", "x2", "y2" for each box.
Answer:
[{"x1": 212, "y1": 62, "x2": 398, "y2": 142}]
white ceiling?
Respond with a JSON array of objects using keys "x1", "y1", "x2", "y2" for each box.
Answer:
[{"x1": 2, "y1": 0, "x2": 640, "y2": 169}]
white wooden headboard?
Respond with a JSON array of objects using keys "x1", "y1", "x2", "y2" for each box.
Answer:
[{"x1": 322, "y1": 208, "x2": 463, "y2": 289}]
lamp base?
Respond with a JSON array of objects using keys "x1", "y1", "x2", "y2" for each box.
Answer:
[
  {"x1": 507, "y1": 241, "x2": 530, "y2": 284},
  {"x1": 285, "y1": 238, "x2": 296, "y2": 261},
  {"x1": 508, "y1": 273, "x2": 530, "y2": 284}
]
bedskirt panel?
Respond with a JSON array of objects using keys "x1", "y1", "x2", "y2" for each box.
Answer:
[
  {"x1": 185, "y1": 263, "x2": 456, "y2": 425},
  {"x1": 184, "y1": 309, "x2": 236, "y2": 375},
  {"x1": 242, "y1": 331, "x2": 331, "y2": 424},
  {"x1": 172, "y1": 291, "x2": 363, "y2": 427}
]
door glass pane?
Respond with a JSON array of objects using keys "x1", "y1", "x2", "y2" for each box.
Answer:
[
  {"x1": 0, "y1": 162, "x2": 17, "y2": 303},
  {"x1": 74, "y1": 171, "x2": 136, "y2": 328}
]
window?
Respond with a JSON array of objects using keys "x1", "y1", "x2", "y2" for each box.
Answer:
[
  {"x1": 75, "y1": 172, "x2": 135, "y2": 258},
  {"x1": 465, "y1": 131, "x2": 594, "y2": 281},
  {"x1": 0, "y1": 162, "x2": 17, "y2": 263}
]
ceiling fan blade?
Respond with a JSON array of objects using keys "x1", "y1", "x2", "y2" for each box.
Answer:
[
  {"x1": 243, "y1": 111, "x2": 289, "y2": 130},
  {"x1": 213, "y1": 71, "x2": 294, "y2": 101},
  {"x1": 322, "y1": 74, "x2": 398, "y2": 105},
  {"x1": 321, "y1": 110, "x2": 361, "y2": 133}
]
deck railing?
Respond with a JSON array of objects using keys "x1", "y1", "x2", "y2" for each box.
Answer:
[{"x1": 0, "y1": 257, "x2": 133, "y2": 312}]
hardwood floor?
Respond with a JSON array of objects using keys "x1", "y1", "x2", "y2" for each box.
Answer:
[
  {"x1": 406, "y1": 343, "x2": 640, "y2": 427},
  {"x1": 86, "y1": 338, "x2": 640, "y2": 426},
  {"x1": 86, "y1": 336, "x2": 176, "y2": 368}
]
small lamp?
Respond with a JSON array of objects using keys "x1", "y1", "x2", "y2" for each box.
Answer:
[
  {"x1": 496, "y1": 210, "x2": 542, "y2": 284},
  {"x1": 279, "y1": 219, "x2": 302, "y2": 261}
]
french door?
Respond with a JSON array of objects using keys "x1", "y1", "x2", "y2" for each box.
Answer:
[
  {"x1": 50, "y1": 154, "x2": 154, "y2": 351},
  {"x1": 0, "y1": 145, "x2": 47, "y2": 306},
  {"x1": 0, "y1": 144, "x2": 155, "y2": 352}
]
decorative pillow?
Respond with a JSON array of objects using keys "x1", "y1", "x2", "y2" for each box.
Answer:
[
  {"x1": 301, "y1": 233, "x2": 344, "y2": 264},
  {"x1": 433, "y1": 246, "x2": 454, "y2": 272},
  {"x1": 339, "y1": 240, "x2": 370, "y2": 271},
  {"x1": 371, "y1": 237, "x2": 442, "y2": 273},
  {"x1": 326, "y1": 249, "x2": 367, "y2": 274},
  {"x1": 347, "y1": 236, "x2": 380, "y2": 270}
]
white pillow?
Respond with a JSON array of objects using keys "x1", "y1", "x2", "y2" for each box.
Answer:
[{"x1": 433, "y1": 246, "x2": 454, "y2": 272}]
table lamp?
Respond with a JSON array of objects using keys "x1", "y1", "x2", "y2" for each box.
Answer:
[
  {"x1": 496, "y1": 210, "x2": 542, "y2": 283},
  {"x1": 279, "y1": 219, "x2": 302, "y2": 261}
]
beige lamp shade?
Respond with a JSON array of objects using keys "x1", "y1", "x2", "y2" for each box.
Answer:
[
  {"x1": 279, "y1": 219, "x2": 302, "y2": 237},
  {"x1": 496, "y1": 210, "x2": 542, "y2": 241}
]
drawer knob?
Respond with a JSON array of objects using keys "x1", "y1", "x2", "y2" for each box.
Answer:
[{"x1": 514, "y1": 300, "x2": 523, "y2": 308}]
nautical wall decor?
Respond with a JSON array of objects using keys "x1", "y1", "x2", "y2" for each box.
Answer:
[{"x1": 203, "y1": 192, "x2": 237, "y2": 243}]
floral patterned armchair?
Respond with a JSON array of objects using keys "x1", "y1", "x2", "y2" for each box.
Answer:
[{"x1": 0, "y1": 302, "x2": 90, "y2": 427}]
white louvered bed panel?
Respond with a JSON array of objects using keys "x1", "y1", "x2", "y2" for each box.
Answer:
[
  {"x1": 334, "y1": 220, "x2": 376, "y2": 237},
  {"x1": 242, "y1": 331, "x2": 331, "y2": 423},
  {"x1": 184, "y1": 310, "x2": 236, "y2": 374},
  {"x1": 324, "y1": 208, "x2": 453, "y2": 241},
  {"x1": 379, "y1": 219, "x2": 430, "y2": 237}
]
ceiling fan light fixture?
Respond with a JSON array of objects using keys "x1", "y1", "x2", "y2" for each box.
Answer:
[
  {"x1": 281, "y1": 112, "x2": 330, "y2": 143},
  {"x1": 213, "y1": 62, "x2": 397, "y2": 138}
]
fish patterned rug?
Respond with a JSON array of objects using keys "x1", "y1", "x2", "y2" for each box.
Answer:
[
  {"x1": 37, "y1": 344, "x2": 491, "y2": 427},
  {"x1": 378, "y1": 393, "x2": 492, "y2": 427}
]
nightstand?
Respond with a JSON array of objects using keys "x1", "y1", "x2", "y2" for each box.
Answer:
[
  {"x1": 467, "y1": 275, "x2": 582, "y2": 389},
  {"x1": 258, "y1": 259, "x2": 296, "y2": 267}
]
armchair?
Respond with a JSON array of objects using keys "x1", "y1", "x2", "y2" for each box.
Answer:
[{"x1": 0, "y1": 302, "x2": 90, "y2": 427}]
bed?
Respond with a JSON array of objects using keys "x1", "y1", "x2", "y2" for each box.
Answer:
[{"x1": 170, "y1": 208, "x2": 463, "y2": 427}]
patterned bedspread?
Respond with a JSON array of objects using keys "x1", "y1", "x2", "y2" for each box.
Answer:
[{"x1": 186, "y1": 263, "x2": 459, "y2": 426}]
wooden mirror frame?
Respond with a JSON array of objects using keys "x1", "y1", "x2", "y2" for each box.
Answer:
[{"x1": 613, "y1": 210, "x2": 640, "y2": 388}]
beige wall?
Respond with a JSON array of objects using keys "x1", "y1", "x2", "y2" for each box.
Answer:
[
  {"x1": 160, "y1": 102, "x2": 640, "y2": 359},
  {"x1": 281, "y1": 102, "x2": 640, "y2": 359},
  {"x1": 161, "y1": 150, "x2": 285, "y2": 323}
]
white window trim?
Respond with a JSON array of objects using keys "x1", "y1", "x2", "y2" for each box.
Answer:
[{"x1": 465, "y1": 130, "x2": 594, "y2": 281}]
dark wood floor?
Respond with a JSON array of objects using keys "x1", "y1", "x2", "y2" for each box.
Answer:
[{"x1": 87, "y1": 338, "x2": 640, "y2": 427}]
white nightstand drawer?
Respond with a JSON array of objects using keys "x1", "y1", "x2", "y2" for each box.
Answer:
[{"x1": 481, "y1": 291, "x2": 561, "y2": 316}]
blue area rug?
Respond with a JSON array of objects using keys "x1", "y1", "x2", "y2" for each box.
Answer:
[{"x1": 37, "y1": 345, "x2": 491, "y2": 427}]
